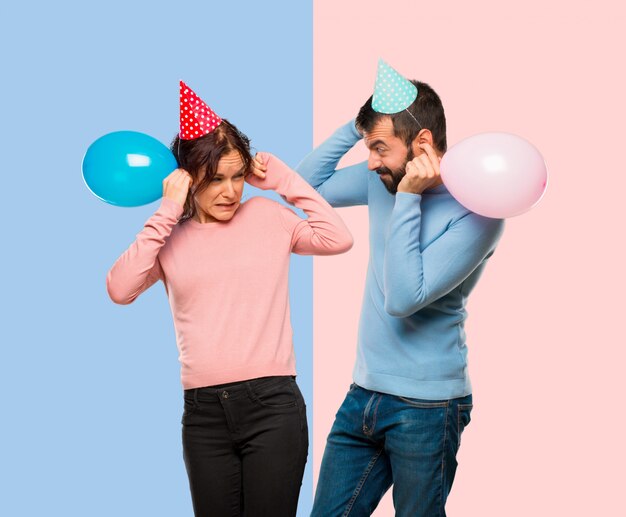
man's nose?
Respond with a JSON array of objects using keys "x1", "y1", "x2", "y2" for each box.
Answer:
[{"x1": 368, "y1": 153, "x2": 381, "y2": 171}]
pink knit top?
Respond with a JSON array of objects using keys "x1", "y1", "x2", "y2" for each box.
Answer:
[{"x1": 106, "y1": 153, "x2": 353, "y2": 389}]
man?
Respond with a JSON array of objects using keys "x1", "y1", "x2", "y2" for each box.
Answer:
[{"x1": 297, "y1": 60, "x2": 504, "y2": 516}]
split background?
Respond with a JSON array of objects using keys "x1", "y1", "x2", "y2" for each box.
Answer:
[{"x1": 1, "y1": 0, "x2": 624, "y2": 515}]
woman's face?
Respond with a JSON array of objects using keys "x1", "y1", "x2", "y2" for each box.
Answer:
[{"x1": 192, "y1": 150, "x2": 247, "y2": 223}]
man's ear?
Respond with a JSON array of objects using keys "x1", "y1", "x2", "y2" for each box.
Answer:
[{"x1": 411, "y1": 129, "x2": 434, "y2": 154}]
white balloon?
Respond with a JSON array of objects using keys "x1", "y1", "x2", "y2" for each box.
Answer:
[{"x1": 440, "y1": 132, "x2": 548, "y2": 218}]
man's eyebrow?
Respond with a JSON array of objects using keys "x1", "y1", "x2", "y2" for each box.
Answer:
[{"x1": 365, "y1": 139, "x2": 388, "y2": 150}]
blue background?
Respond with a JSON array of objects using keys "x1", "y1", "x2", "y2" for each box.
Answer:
[{"x1": 0, "y1": 1, "x2": 313, "y2": 515}]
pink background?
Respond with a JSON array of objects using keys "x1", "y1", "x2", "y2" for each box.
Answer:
[{"x1": 312, "y1": 1, "x2": 625, "y2": 515}]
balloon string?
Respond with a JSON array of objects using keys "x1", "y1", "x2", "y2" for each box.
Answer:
[{"x1": 405, "y1": 108, "x2": 422, "y2": 129}]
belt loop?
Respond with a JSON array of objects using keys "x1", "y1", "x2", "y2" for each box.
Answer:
[
  {"x1": 244, "y1": 379, "x2": 255, "y2": 402},
  {"x1": 193, "y1": 388, "x2": 198, "y2": 406}
]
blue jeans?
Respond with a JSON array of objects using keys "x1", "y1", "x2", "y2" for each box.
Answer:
[{"x1": 311, "y1": 384, "x2": 472, "y2": 517}]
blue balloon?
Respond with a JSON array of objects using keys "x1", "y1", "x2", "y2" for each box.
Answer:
[{"x1": 82, "y1": 131, "x2": 178, "y2": 207}]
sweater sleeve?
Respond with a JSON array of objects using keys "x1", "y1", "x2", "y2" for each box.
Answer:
[
  {"x1": 295, "y1": 120, "x2": 369, "y2": 207},
  {"x1": 106, "y1": 197, "x2": 184, "y2": 305},
  {"x1": 247, "y1": 152, "x2": 353, "y2": 255},
  {"x1": 383, "y1": 193, "x2": 505, "y2": 318}
]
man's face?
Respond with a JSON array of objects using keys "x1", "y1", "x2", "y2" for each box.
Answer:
[{"x1": 363, "y1": 117, "x2": 413, "y2": 194}]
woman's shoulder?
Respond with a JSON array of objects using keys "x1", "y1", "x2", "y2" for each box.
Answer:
[
  {"x1": 241, "y1": 196, "x2": 296, "y2": 231},
  {"x1": 242, "y1": 195, "x2": 283, "y2": 211}
]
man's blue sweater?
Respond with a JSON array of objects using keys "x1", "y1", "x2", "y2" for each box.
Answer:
[{"x1": 297, "y1": 121, "x2": 504, "y2": 400}]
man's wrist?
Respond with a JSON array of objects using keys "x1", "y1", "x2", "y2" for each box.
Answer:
[
  {"x1": 397, "y1": 187, "x2": 425, "y2": 195},
  {"x1": 395, "y1": 191, "x2": 423, "y2": 200}
]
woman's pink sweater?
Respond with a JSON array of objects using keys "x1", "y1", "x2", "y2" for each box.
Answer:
[{"x1": 106, "y1": 152, "x2": 353, "y2": 388}]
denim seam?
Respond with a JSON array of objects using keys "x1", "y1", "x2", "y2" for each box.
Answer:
[
  {"x1": 291, "y1": 381, "x2": 306, "y2": 432},
  {"x1": 343, "y1": 446, "x2": 385, "y2": 517},
  {"x1": 457, "y1": 405, "x2": 461, "y2": 453},
  {"x1": 370, "y1": 394, "x2": 383, "y2": 435},
  {"x1": 439, "y1": 403, "x2": 450, "y2": 516},
  {"x1": 457, "y1": 403, "x2": 473, "y2": 452},
  {"x1": 233, "y1": 457, "x2": 242, "y2": 516},
  {"x1": 182, "y1": 390, "x2": 199, "y2": 422},
  {"x1": 362, "y1": 393, "x2": 377, "y2": 435},
  {"x1": 218, "y1": 396, "x2": 239, "y2": 440}
]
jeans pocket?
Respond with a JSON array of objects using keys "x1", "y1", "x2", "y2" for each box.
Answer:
[
  {"x1": 397, "y1": 395, "x2": 449, "y2": 409},
  {"x1": 457, "y1": 403, "x2": 473, "y2": 451},
  {"x1": 181, "y1": 395, "x2": 197, "y2": 424},
  {"x1": 247, "y1": 377, "x2": 298, "y2": 408}
]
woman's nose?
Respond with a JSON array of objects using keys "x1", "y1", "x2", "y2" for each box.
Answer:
[{"x1": 222, "y1": 180, "x2": 236, "y2": 197}]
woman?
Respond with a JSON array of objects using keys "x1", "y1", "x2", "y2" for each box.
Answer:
[{"x1": 106, "y1": 82, "x2": 353, "y2": 516}]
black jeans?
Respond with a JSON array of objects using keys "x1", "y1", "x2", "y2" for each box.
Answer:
[{"x1": 182, "y1": 376, "x2": 308, "y2": 517}]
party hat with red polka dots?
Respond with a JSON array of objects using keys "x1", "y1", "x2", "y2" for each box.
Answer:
[{"x1": 179, "y1": 80, "x2": 222, "y2": 140}]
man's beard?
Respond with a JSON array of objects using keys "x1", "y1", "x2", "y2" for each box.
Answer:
[{"x1": 376, "y1": 147, "x2": 414, "y2": 195}]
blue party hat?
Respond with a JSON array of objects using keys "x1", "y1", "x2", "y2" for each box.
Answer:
[{"x1": 372, "y1": 59, "x2": 418, "y2": 114}]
